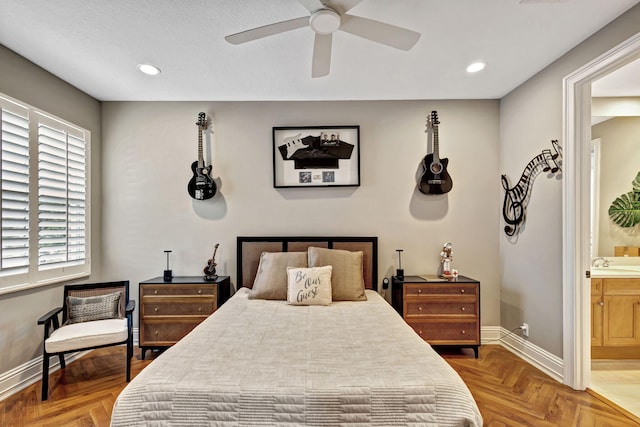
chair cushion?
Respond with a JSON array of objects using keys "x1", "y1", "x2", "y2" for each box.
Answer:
[{"x1": 45, "y1": 318, "x2": 128, "y2": 354}]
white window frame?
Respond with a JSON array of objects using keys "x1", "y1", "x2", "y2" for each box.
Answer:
[{"x1": 0, "y1": 93, "x2": 90, "y2": 295}]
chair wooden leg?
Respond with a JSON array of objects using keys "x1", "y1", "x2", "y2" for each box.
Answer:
[
  {"x1": 42, "y1": 353, "x2": 49, "y2": 401},
  {"x1": 126, "y1": 339, "x2": 132, "y2": 382}
]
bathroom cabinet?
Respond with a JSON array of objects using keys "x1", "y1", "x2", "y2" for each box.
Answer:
[{"x1": 591, "y1": 277, "x2": 640, "y2": 359}]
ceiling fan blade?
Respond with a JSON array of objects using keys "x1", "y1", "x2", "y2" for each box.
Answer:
[
  {"x1": 225, "y1": 16, "x2": 309, "y2": 45},
  {"x1": 339, "y1": 14, "x2": 420, "y2": 50},
  {"x1": 312, "y1": 33, "x2": 332, "y2": 78},
  {"x1": 298, "y1": 0, "x2": 325, "y2": 12}
]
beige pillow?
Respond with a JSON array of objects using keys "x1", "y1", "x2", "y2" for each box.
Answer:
[
  {"x1": 307, "y1": 246, "x2": 366, "y2": 301},
  {"x1": 287, "y1": 266, "x2": 332, "y2": 306},
  {"x1": 249, "y1": 252, "x2": 308, "y2": 300}
]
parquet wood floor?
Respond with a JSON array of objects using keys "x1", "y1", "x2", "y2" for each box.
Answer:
[
  {"x1": 445, "y1": 346, "x2": 640, "y2": 427},
  {"x1": 0, "y1": 345, "x2": 638, "y2": 426}
]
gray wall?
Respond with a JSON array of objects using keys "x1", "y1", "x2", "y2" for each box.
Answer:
[
  {"x1": 0, "y1": 45, "x2": 102, "y2": 375},
  {"x1": 499, "y1": 5, "x2": 640, "y2": 357},
  {"x1": 100, "y1": 100, "x2": 501, "y2": 330}
]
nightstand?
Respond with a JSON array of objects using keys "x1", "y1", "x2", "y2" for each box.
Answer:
[
  {"x1": 139, "y1": 275, "x2": 230, "y2": 359},
  {"x1": 392, "y1": 275, "x2": 480, "y2": 358}
]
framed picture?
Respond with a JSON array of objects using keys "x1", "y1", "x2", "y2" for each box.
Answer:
[{"x1": 272, "y1": 125, "x2": 360, "y2": 188}]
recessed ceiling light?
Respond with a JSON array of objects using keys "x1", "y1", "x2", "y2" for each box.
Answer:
[
  {"x1": 137, "y1": 63, "x2": 161, "y2": 76},
  {"x1": 466, "y1": 62, "x2": 486, "y2": 73}
]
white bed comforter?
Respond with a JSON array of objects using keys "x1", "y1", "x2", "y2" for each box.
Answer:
[{"x1": 111, "y1": 288, "x2": 482, "y2": 426}]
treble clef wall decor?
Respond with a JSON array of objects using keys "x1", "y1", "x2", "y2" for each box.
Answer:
[{"x1": 501, "y1": 139, "x2": 562, "y2": 237}]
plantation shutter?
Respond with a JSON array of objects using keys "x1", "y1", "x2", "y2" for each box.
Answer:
[
  {"x1": 0, "y1": 102, "x2": 30, "y2": 274},
  {"x1": 37, "y1": 117, "x2": 87, "y2": 269}
]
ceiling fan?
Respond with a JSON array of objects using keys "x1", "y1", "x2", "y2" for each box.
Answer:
[{"x1": 224, "y1": 0, "x2": 421, "y2": 78}]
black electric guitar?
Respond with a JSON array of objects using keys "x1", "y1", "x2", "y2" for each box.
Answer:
[
  {"x1": 419, "y1": 111, "x2": 453, "y2": 195},
  {"x1": 188, "y1": 112, "x2": 216, "y2": 200}
]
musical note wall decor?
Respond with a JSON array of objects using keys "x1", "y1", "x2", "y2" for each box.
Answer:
[{"x1": 501, "y1": 140, "x2": 562, "y2": 237}]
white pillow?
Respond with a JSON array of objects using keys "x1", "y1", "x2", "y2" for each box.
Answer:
[{"x1": 286, "y1": 266, "x2": 333, "y2": 306}]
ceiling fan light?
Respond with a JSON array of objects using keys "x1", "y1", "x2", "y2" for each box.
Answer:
[
  {"x1": 137, "y1": 63, "x2": 161, "y2": 76},
  {"x1": 466, "y1": 62, "x2": 486, "y2": 73},
  {"x1": 309, "y1": 8, "x2": 341, "y2": 34}
]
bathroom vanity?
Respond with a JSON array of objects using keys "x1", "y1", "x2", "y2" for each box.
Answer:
[{"x1": 591, "y1": 265, "x2": 640, "y2": 359}]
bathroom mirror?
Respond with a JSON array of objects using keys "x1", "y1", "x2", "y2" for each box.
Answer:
[{"x1": 590, "y1": 96, "x2": 640, "y2": 257}]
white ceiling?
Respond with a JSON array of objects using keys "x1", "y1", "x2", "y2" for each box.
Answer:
[{"x1": 0, "y1": 0, "x2": 638, "y2": 101}]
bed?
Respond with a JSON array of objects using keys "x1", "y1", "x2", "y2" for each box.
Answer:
[{"x1": 111, "y1": 236, "x2": 482, "y2": 426}]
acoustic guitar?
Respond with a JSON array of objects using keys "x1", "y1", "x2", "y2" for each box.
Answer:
[
  {"x1": 187, "y1": 112, "x2": 217, "y2": 200},
  {"x1": 419, "y1": 111, "x2": 453, "y2": 195}
]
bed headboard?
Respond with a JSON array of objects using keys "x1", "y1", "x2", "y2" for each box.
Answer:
[{"x1": 237, "y1": 236, "x2": 378, "y2": 291}]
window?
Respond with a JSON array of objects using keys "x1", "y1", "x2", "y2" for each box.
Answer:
[{"x1": 0, "y1": 93, "x2": 90, "y2": 294}]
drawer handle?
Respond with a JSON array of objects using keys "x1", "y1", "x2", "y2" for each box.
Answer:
[
  {"x1": 460, "y1": 289, "x2": 465, "y2": 293},
  {"x1": 417, "y1": 289, "x2": 422, "y2": 293},
  {"x1": 418, "y1": 306, "x2": 422, "y2": 311},
  {"x1": 154, "y1": 331, "x2": 159, "y2": 335},
  {"x1": 461, "y1": 307, "x2": 466, "y2": 311},
  {"x1": 154, "y1": 290, "x2": 158, "y2": 295},
  {"x1": 154, "y1": 307, "x2": 159, "y2": 312},
  {"x1": 461, "y1": 330, "x2": 466, "y2": 334},
  {"x1": 418, "y1": 330, "x2": 423, "y2": 335},
  {"x1": 198, "y1": 307, "x2": 202, "y2": 312},
  {"x1": 198, "y1": 289, "x2": 202, "y2": 294},
  {"x1": 599, "y1": 301, "x2": 604, "y2": 306}
]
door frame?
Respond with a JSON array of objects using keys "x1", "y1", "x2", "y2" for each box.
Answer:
[{"x1": 562, "y1": 31, "x2": 640, "y2": 390}]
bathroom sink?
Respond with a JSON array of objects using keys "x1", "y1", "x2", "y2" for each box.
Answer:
[{"x1": 591, "y1": 266, "x2": 640, "y2": 277}]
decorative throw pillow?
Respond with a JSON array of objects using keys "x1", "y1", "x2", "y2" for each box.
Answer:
[
  {"x1": 308, "y1": 246, "x2": 366, "y2": 301},
  {"x1": 66, "y1": 291, "x2": 122, "y2": 324},
  {"x1": 249, "y1": 252, "x2": 308, "y2": 300},
  {"x1": 286, "y1": 266, "x2": 333, "y2": 306}
]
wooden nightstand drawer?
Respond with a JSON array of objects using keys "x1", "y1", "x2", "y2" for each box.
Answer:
[
  {"x1": 142, "y1": 285, "x2": 217, "y2": 297},
  {"x1": 141, "y1": 300, "x2": 215, "y2": 316},
  {"x1": 141, "y1": 319, "x2": 205, "y2": 344},
  {"x1": 405, "y1": 300, "x2": 477, "y2": 316},
  {"x1": 404, "y1": 283, "x2": 477, "y2": 297},
  {"x1": 408, "y1": 320, "x2": 479, "y2": 343}
]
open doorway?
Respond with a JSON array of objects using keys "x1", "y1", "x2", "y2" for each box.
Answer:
[
  {"x1": 588, "y1": 68, "x2": 640, "y2": 417},
  {"x1": 562, "y1": 31, "x2": 640, "y2": 396}
]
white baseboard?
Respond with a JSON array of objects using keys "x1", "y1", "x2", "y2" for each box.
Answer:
[
  {"x1": 482, "y1": 326, "x2": 564, "y2": 383},
  {"x1": 0, "y1": 328, "x2": 140, "y2": 401},
  {"x1": 0, "y1": 350, "x2": 90, "y2": 401},
  {"x1": 1, "y1": 328, "x2": 563, "y2": 401}
]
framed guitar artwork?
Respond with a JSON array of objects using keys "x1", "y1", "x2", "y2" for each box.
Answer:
[
  {"x1": 418, "y1": 111, "x2": 453, "y2": 195},
  {"x1": 272, "y1": 125, "x2": 360, "y2": 188},
  {"x1": 187, "y1": 112, "x2": 217, "y2": 200}
]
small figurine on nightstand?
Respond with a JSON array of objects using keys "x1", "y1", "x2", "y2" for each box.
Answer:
[
  {"x1": 203, "y1": 243, "x2": 219, "y2": 281},
  {"x1": 440, "y1": 242, "x2": 453, "y2": 277}
]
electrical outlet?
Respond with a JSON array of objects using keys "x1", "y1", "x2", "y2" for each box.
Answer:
[{"x1": 521, "y1": 323, "x2": 529, "y2": 338}]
